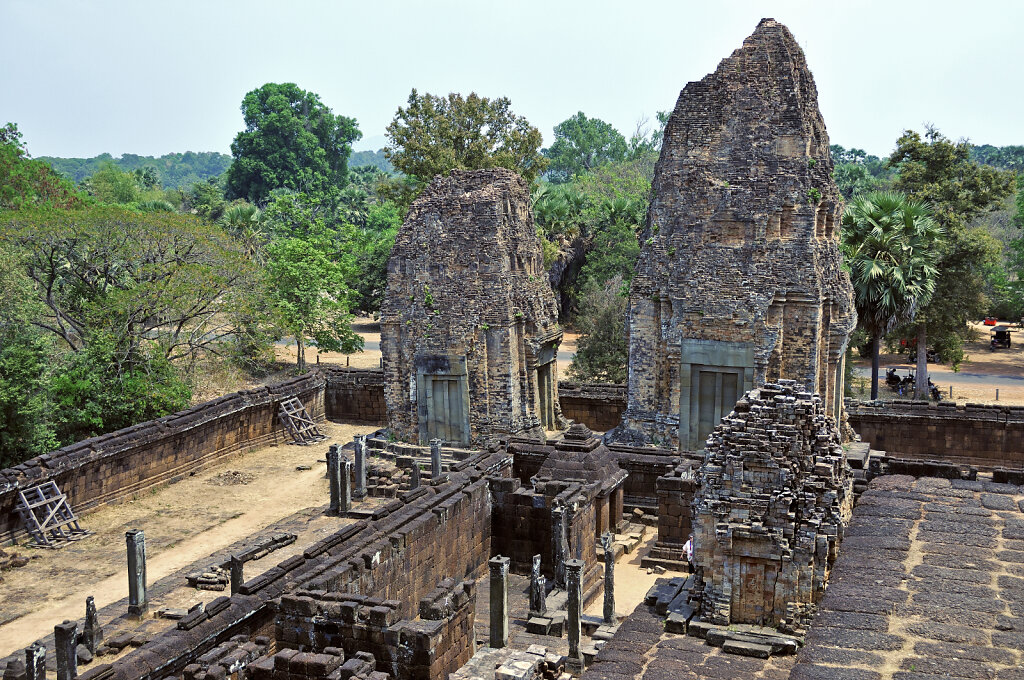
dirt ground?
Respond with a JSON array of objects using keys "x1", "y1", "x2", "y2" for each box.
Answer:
[
  {"x1": 0, "y1": 421, "x2": 378, "y2": 658},
  {"x1": 584, "y1": 534, "x2": 665, "y2": 622},
  {"x1": 851, "y1": 321, "x2": 1024, "y2": 404}
]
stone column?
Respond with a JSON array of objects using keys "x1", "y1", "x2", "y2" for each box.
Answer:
[
  {"x1": 230, "y1": 555, "x2": 244, "y2": 595},
  {"x1": 353, "y1": 436, "x2": 367, "y2": 499},
  {"x1": 488, "y1": 556, "x2": 510, "y2": 648},
  {"x1": 82, "y1": 596, "x2": 101, "y2": 652},
  {"x1": 410, "y1": 462, "x2": 421, "y2": 489},
  {"x1": 529, "y1": 554, "x2": 546, "y2": 615},
  {"x1": 551, "y1": 505, "x2": 567, "y2": 589},
  {"x1": 327, "y1": 444, "x2": 342, "y2": 515},
  {"x1": 602, "y1": 532, "x2": 615, "y2": 624},
  {"x1": 126, "y1": 529, "x2": 147, "y2": 616},
  {"x1": 25, "y1": 644, "x2": 45, "y2": 680},
  {"x1": 429, "y1": 439, "x2": 442, "y2": 480},
  {"x1": 54, "y1": 621, "x2": 77, "y2": 680},
  {"x1": 340, "y1": 456, "x2": 353, "y2": 512},
  {"x1": 566, "y1": 559, "x2": 584, "y2": 664}
]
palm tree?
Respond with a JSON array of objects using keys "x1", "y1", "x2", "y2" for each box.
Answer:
[{"x1": 841, "y1": 191, "x2": 943, "y2": 399}]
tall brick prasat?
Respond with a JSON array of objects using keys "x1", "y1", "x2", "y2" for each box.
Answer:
[
  {"x1": 380, "y1": 168, "x2": 567, "y2": 446},
  {"x1": 613, "y1": 18, "x2": 855, "y2": 450}
]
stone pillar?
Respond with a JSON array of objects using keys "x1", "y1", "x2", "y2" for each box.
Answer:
[
  {"x1": 25, "y1": 644, "x2": 45, "y2": 680},
  {"x1": 410, "y1": 462, "x2": 421, "y2": 489},
  {"x1": 230, "y1": 555, "x2": 244, "y2": 595},
  {"x1": 353, "y1": 436, "x2": 367, "y2": 500},
  {"x1": 125, "y1": 529, "x2": 147, "y2": 616},
  {"x1": 602, "y1": 532, "x2": 615, "y2": 624},
  {"x1": 529, "y1": 554, "x2": 546, "y2": 615},
  {"x1": 82, "y1": 596, "x2": 101, "y2": 652},
  {"x1": 489, "y1": 556, "x2": 510, "y2": 649},
  {"x1": 327, "y1": 444, "x2": 342, "y2": 515},
  {"x1": 566, "y1": 559, "x2": 584, "y2": 664},
  {"x1": 552, "y1": 505, "x2": 567, "y2": 589},
  {"x1": 430, "y1": 439, "x2": 442, "y2": 480},
  {"x1": 340, "y1": 456, "x2": 353, "y2": 511},
  {"x1": 54, "y1": 621, "x2": 77, "y2": 680}
]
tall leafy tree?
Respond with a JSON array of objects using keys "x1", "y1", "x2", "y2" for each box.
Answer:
[
  {"x1": 841, "y1": 191, "x2": 943, "y2": 399},
  {"x1": 567, "y1": 275, "x2": 629, "y2": 383},
  {"x1": 384, "y1": 89, "x2": 548, "y2": 188},
  {"x1": 888, "y1": 127, "x2": 1016, "y2": 372},
  {"x1": 543, "y1": 112, "x2": 627, "y2": 183},
  {"x1": 226, "y1": 83, "x2": 361, "y2": 205},
  {"x1": 0, "y1": 122, "x2": 84, "y2": 211}
]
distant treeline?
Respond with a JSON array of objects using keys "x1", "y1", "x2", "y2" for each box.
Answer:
[
  {"x1": 349, "y1": 149, "x2": 394, "y2": 174},
  {"x1": 37, "y1": 151, "x2": 233, "y2": 189}
]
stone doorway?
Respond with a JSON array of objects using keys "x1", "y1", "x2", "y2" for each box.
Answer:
[
  {"x1": 420, "y1": 374, "x2": 470, "y2": 445},
  {"x1": 536, "y1": 361, "x2": 556, "y2": 430}
]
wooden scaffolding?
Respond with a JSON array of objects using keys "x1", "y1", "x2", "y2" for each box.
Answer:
[
  {"x1": 16, "y1": 481, "x2": 91, "y2": 548},
  {"x1": 277, "y1": 396, "x2": 326, "y2": 445}
]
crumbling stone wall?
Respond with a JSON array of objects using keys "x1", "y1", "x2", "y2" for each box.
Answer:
[
  {"x1": 693, "y1": 381, "x2": 853, "y2": 628},
  {"x1": 323, "y1": 366, "x2": 386, "y2": 424},
  {"x1": 0, "y1": 373, "x2": 324, "y2": 542},
  {"x1": 614, "y1": 18, "x2": 855, "y2": 450},
  {"x1": 848, "y1": 399, "x2": 1024, "y2": 469},
  {"x1": 557, "y1": 381, "x2": 627, "y2": 432},
  {"x1": 381, "y1": 169, "x2": 567, "y2": 446}
]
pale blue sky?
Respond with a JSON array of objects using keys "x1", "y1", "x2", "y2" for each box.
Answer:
[{"x1": 1, "y1": 0, "x2": 1021, "y2": 160}]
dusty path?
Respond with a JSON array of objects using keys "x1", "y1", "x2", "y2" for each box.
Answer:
[{"x1": 0, "y1": 421, "x2": 377, "y2": 657}]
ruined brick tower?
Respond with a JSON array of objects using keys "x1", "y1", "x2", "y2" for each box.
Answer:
[
  {"x1": 614, "y1": 18, "x2": 855, "y2": 450},
  {"x1": 693, "y1": 381, "x2": 853, "y2": 628},
  {"x1": 381, "y1": 168, "x2": 566, "y2": 445}
]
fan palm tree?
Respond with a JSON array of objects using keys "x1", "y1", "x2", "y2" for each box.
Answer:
[{"x1": 841, "y1": 191, "x2": 943, "y2": 399}]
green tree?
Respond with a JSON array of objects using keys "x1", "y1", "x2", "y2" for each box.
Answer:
[
  {"x1": 841, "y1": 191, "x2": 943, "y2": 399},
  {"x1": 226, "y1": 82, "x2": 361, "y2": 205},
  {"x1": 567, "y1": 276, "x2": 629, "y2": 383},
  {"x1": 385, "y1": 89, "x2": 548, "y2": 188},
  {"x1": 543, "y1": 112, "x2": 627, "y2": 183},
  {"x1": 0, "y1": 122, "x2": 84, "y2": 211},
  {"x1": 888, "y1": 127, "x2": 1016, "y2": 373},
  {"x1": 0, "y1": 246, "x2": 58, "y2": 466},
  {"x1": 2, "y1": 206, "x2": 260, "y2": 367},
  {"x1": 86, "y1": 161, "x2": 141, "y2": 204},
  {"x1": 48, "y1": 332, "x2": 191, "y2": 445},
  {"x1": 265, "y1": 230, "x2": 364, "y2": 370},
  {"x1": 351, "y1": 202, "x2": 401, "y2": 314}
]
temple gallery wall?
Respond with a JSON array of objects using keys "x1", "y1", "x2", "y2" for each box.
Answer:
[{"x1": 3, "y1": 17, "x2": 1017, "y2": 680}]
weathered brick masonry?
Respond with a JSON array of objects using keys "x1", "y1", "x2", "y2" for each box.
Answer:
[
  {"x1": 74, "y1": 451, "x2": 509, "y2": 680},
  {"x1": 380, "y1": 169, "x2": 567, "y2": 446},
  {"x1": 614, "y1": 17, "x2": 855, "y2": 450},
  {"x1": 848, "y1": 399, "x2": 1024, "y2": 469},
  {"x1": 322, "y1": 366, "x2": 386, "y2": 423},
  {"x1": 0, "y1": 374, "x2": 324, "y2": 542}
]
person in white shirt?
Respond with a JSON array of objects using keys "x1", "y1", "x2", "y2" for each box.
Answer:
[{"x1": 682, "y1": 534, "x2": 694, "y2": 573}]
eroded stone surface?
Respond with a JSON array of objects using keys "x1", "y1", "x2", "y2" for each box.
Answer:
[
  {"x1": 613, "y1": 17, "x2": 855, "y2": 449},
  {"x1": 381, "y1": 168, "x2": 566, "y2": 446}
]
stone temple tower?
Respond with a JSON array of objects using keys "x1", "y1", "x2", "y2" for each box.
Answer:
[
  {"x1": 612, "y1": 18, "x2": 856, "y2": 450},
  {"x1": 381, "y1": 168, "x2": 567, "y2": 446}
]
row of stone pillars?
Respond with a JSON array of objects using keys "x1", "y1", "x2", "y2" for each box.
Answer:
[
  {"x1": 489, "y1": 540, "x2": 616, "y2": 663},
  {"x1": 24, "y1": 594, "x2": 101, "y2": 680},
  {"x1": 327, "y1": 436, "x2": 445, "y2": 513}
]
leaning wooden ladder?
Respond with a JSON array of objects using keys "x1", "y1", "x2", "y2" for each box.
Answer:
[
  {"x1": 277, "y1": 397, "x2": 326, "y2": 445},
  {"x1": 16, "y1": 481, "x2": 91, "y2": 548}
]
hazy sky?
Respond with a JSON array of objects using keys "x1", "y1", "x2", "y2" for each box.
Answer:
[{"x1": 2, "y1": 0, "x2": 1021, "y2": 160}]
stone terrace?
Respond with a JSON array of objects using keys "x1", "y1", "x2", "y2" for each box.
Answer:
[{"x1": 584, "y1": 473, "x2": 1024, "y2": 679}]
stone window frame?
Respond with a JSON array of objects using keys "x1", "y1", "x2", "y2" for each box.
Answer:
[
  {"x1": 678, "y1": 339, "x2": 755, "y2": 450},
  {"x1": 414, "y1": 354, "x2": 472, "y2": 446}
]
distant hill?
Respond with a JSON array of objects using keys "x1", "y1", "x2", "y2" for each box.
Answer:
[
  {"x1": 349, "y1": 149, "x2": 394, "y2": 174},
  {"x1": 38, "y1": 151, "x2": 233, "y2": 189}
]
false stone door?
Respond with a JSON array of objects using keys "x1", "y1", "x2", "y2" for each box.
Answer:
[
  {"x1": 422, "y1": 375, "x2": 469, "y2": 445},
  {"x1": 694, "y1": 368, "x2": 742, "y2": 446}
]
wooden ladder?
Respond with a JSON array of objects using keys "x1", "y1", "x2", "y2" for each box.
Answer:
[
  {"x1": 277, "y1": 397, "x2": 326, "y2": 445},
  {"x1": 15, "y1": 481, "x2": 91, "y2": 548}
]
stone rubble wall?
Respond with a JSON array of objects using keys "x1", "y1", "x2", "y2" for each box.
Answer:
[
  {"x1": 0, "y1": 373, "x2": 325, "y2": 542},
  {"x1": 74, "y1": 451, "x2": 510, "y2": 680},
  {"x1": 557, "y1": 382, "x2": 627, "y2": 432},
  {"x1": 693, "y1": 381, "x2": 853, "y2": 628},
  {"x1": 848, "y1": 399, "x2": 1024, "y2": 469}
]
